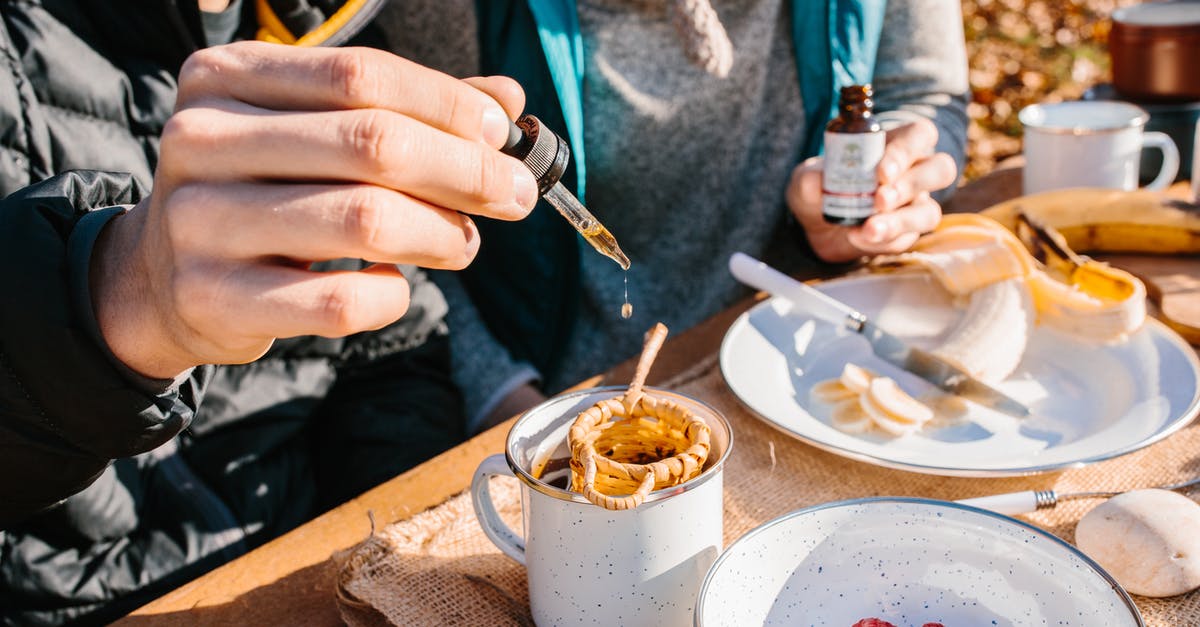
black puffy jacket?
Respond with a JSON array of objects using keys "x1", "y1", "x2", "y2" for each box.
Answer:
[{"x1": 0, "y1": 2, "x2": 462, "y2": 624}]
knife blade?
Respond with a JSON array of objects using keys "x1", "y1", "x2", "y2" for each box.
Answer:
[{"x1": 729, "y1": 252, "x2": 1029, "y2": 418}]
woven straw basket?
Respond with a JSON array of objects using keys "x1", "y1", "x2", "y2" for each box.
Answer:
[{"x1": 568, "y1": 323, "x2": 711, "y2": 510}]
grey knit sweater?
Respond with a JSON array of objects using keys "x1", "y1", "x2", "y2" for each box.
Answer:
[{"x1": 431, "y1": 0, "x2": 970, "y2": 431}]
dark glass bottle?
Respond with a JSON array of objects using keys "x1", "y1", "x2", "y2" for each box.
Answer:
[{"x1": 822, "y1": 84, "x2": 885, "y2": 225}]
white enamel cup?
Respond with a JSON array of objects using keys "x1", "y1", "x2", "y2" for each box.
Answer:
[
  {"x1": 1020, "y1": 101, "x2": 1179, "y2": 194},
  {"x1": 471, "y1": 386, "x2": 733, "y2": 627}
]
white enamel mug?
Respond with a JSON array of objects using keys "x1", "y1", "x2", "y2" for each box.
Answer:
[
  {"x1": 471, "y1": 386, "x2": 732, "y2": 627},
  {"x1": 1020, "y1": 101, "x2": 1179, "y2": 194}
]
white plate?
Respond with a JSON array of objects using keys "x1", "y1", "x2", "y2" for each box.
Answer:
[
  {"x1": 719, "y1": 273, "x2": 1200, "y2": 476},
  {"x1": 695, "y1": 498, "x2": 1143, "y2": 626}
]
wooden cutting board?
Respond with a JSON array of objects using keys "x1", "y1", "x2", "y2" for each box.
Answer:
[{"x1": 1102, "y1": 254, "x2": 1200, "y2": 345}]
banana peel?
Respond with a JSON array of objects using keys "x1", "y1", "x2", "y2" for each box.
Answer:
[
  {"x1": 1014, "y1": 211, "x2": 1141, "y2": 303},
  {"x1": 980, "y1": 188, "x2": 1200, "y2": 345},
  {"x1": 884, "y1": 211, "x2": 1144, "y2": 348},
  {"x1": 980, "y1": 188, "x2": 1200, "y2": 256}
]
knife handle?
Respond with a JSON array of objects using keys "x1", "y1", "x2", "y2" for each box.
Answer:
[
  {"x1": 955, "y1": 491, "x2": 1047, "y2": 516},
  {"x1": 729, "y1": 252, "x2": 861, "y2": 329}
]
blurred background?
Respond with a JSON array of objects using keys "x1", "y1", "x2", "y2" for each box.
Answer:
[{"x1": 962, "y1": 0, "x2": 1143, "y2": 179}]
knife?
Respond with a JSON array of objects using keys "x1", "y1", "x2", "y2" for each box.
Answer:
[{"x1": 729, "y1": 252, "x2": 1030, "y2": 418}]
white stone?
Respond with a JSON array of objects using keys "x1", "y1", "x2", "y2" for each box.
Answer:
[{"x1": 1075, "y1": 488, "x2": 1200, "y2": 598}]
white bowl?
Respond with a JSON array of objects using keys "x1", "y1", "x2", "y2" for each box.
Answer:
[{"x1": 695, "y1": 498, "x2": 1142, "y2": 626}]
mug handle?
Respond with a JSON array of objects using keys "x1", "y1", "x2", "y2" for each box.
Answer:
[
  {"x1": 470, "y1": 453, "x2": 526, "y2": 565},
  {"x1": 1192, "y1": 124, "x2": 1199, "y2": 204},
  {"x1": 1142, "y1": 131, "x2": 1180, "y2": 191}
]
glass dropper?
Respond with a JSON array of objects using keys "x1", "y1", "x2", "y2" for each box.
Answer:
[{"x1": 501, "y1": 115, "x2": 630, "y2": 270}]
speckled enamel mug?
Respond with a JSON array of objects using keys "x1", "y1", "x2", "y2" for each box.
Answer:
[{"x1": 471, "y1": 387, "x2": 732, "y2": 627}]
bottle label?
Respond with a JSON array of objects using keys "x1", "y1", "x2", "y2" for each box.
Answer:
[{"x1": 822, "y1": 130, "x2": 885, "y2": 219}]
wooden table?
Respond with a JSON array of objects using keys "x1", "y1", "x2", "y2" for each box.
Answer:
[{"x1": 118, "y1": 167, "x2": 1198, "y2": 625}]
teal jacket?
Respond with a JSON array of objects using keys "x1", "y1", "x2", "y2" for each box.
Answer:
[{"x1": 463, "y1": 0, "x2": 887, "y2": 383}]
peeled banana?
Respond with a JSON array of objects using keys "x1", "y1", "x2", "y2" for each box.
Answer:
[
  {"x1": 932, "y1": 277, "x2": 1034, "y2": 383},
  {"x1": 874, "y1": 212, "x2": 1146, "y2": 345}
]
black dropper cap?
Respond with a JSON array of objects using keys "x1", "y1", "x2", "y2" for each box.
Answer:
[{"x1": 501, "y1": 115, "x2": 571, "y2": 195}]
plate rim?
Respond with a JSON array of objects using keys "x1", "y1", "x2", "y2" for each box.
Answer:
[
  {"x1": 694, "y1": 496, "x2": 1145, "y2": 627},
  {"x1": 718, "y1": 273, "x2": 1200, "y2": 477}
]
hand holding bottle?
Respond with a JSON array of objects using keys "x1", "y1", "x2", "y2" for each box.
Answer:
[{"x1": 787, "y1": 116, "x2": 958, "y2": 263}]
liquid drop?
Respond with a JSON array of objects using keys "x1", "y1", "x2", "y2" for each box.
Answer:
[{"x1": 621, "y1": 274, "x2": 633, "y2": 319}]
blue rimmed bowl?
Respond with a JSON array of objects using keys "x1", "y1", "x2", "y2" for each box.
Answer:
[{"x1": 695, "y1": 497, "x2": 1143, "y2": 626}]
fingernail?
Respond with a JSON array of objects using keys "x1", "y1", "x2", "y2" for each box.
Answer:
[
  {"x1": 482, "y1": 107, "x2": 509, "y2": 147},
  {"x1": 462, "y1": 216, "x2": 481, "y2": 260},
  {"x1": 880, "y1": 186, "x2": 898, "y2": 207},
  {"x1": 882, "y1": 160, "x2": 900, "y2": 181},
  {"x1": 513, "y1": 163, "x2": 538, "y2": 210},
  {"x1": 868, "y1": 221, "x2": 892, "y2": 243}
]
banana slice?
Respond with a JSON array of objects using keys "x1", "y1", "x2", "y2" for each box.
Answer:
[
  {"x1": 831, "y1": 398, "x2": 873, "y2": 433},
  {"x1": 924, "y1": 394, "x2": 970, "y2": 428},
  {"x1": 860, "y1": 377, "x2": 933, "y2": 437},
  {"x1": 821, "y1": 366, "x2": 946, "y2": 437},
  {"x1": 839, "y1": 363, "x2": 875, "y2": 394},
  {"x1": 860, "y1": 395, "x2": 921, "y2": 436},
  {"x1": 812, "y1": 379, "x2": 856, "y2": 403}
]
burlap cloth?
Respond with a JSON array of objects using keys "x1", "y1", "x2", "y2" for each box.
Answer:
[{"x1": 335, "y1": 353, "x2": 1200, "y2": 626}]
